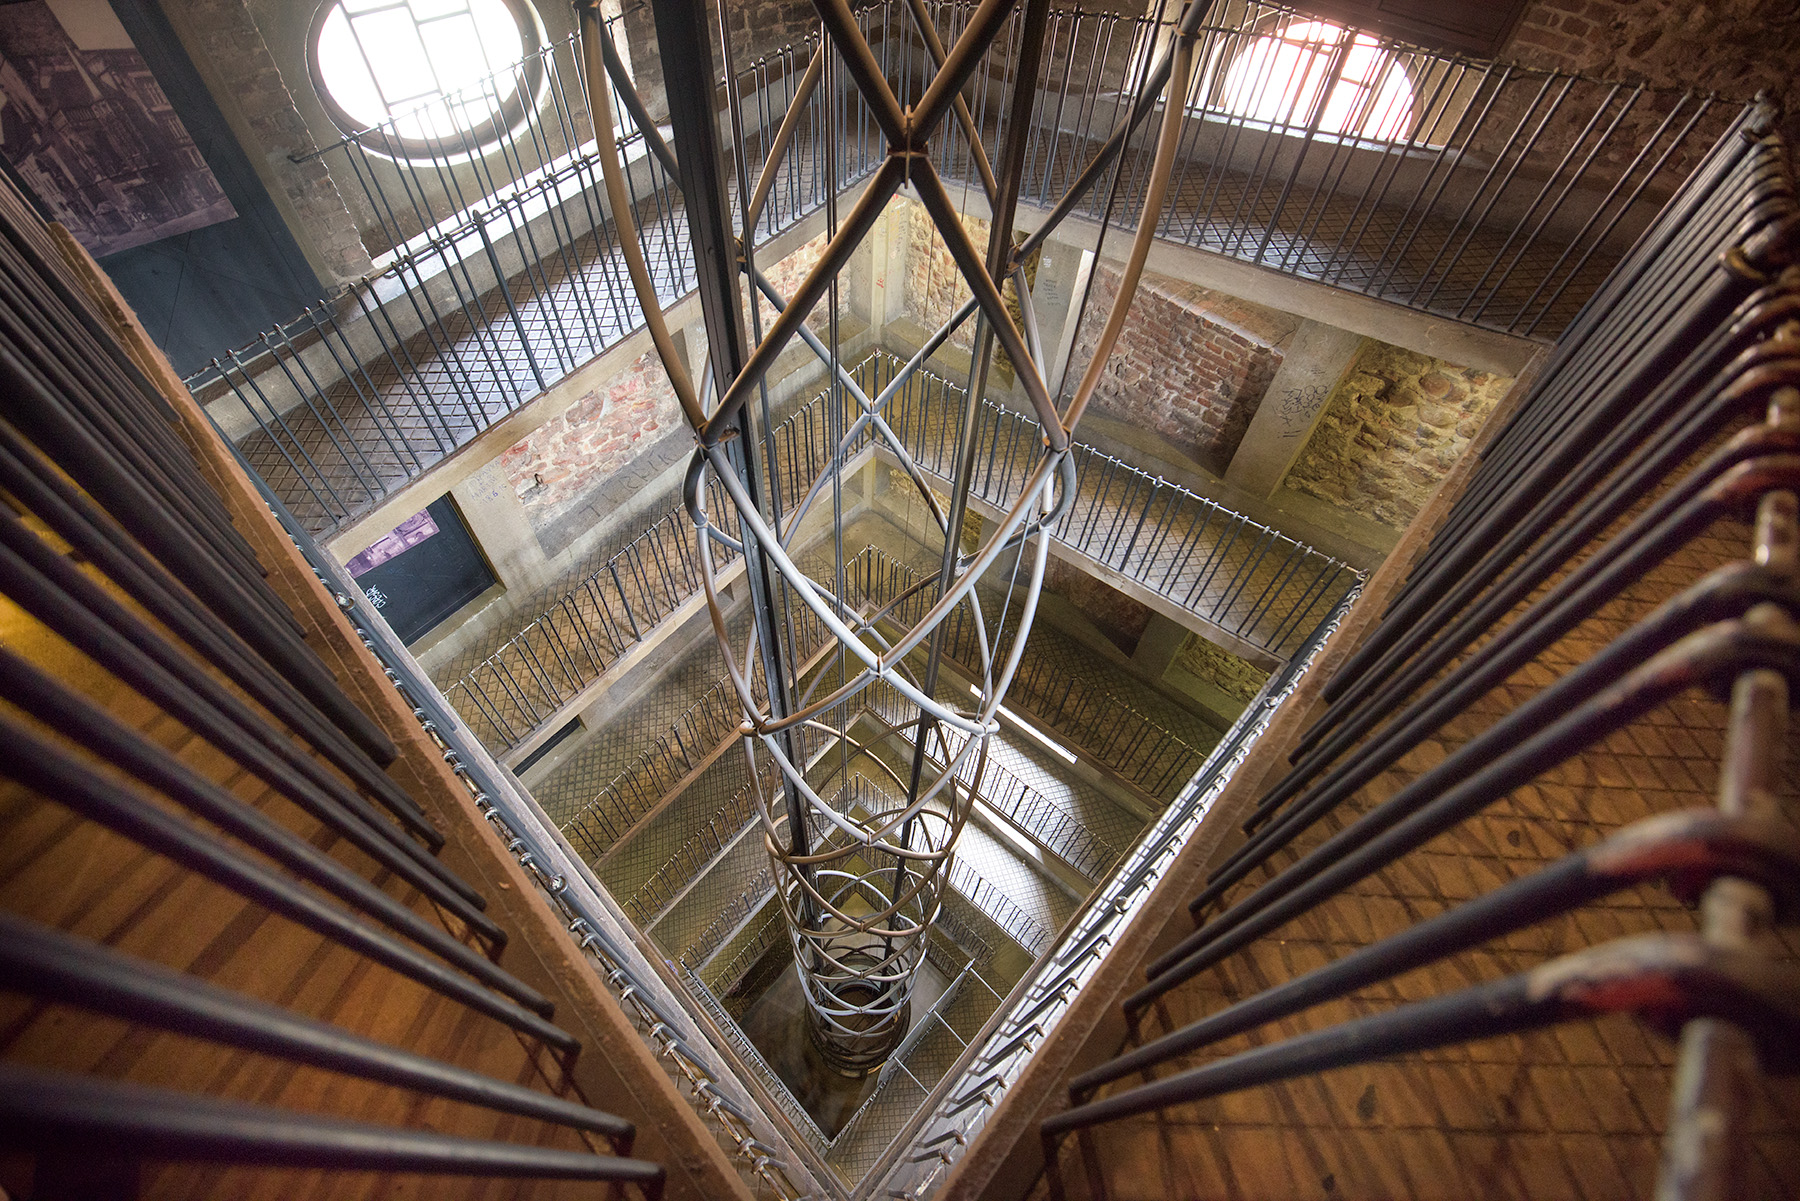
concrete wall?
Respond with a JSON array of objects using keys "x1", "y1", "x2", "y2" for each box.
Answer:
[
  {"x1": 1043, "y1": 556, "x2": 1152, "y2": 658},
  {"x1": 1280, "y1": 339, "x2": 1514, "y2": 530},
  {"x1": 158, "y1": 0, "x2": 369, "y2": 286}
]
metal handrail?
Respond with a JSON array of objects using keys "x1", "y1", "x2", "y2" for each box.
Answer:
[
  {"x1": 452, "y1": 349, "x2": 1354, "y2": 767},
  {"x1": 855, "y1": 673, "x2": 1123, "y2": 883},
  {"x1": 186, "y1": 0, "x2": 1739, "y2": 541},
  {"x1": 562, "y1": 675, "x2": 750, "y2": 858},
  {"x1": 863, "y1": 350, "x2": 1361, "y2": 661},
  {"x1": 253, "y1": 476, "x2": 821, "y2": 1199},
  {"x1": 870, "y1": 573, "x2": 1361, "y2": 1200},
  {"x1": 850, "y1": 537, "x2": 1216, "y2": 799},
  {"x1": 673, "y1": 871, "x2": 778, "y2": 968},
  {"x1": 446, "y1": 477, "x2": 734, "y2": 751},
  {"x1": 1031, "y1": 115, "x2": 1800, "y2": 1201},
  {"x1": 626, "y1": 772, "x2": 769, "y2": 925},
  {"x1": 699, "y1": 907, "x2": 787, "y2": 992}
]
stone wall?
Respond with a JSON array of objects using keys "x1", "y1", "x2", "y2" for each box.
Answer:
[
  {"x1": 499, "y1": 347, "x2": 678, "y2": 532},
  {"x1": 1280, "y1": 341, "x2": 1513, "y2": 531},
  {"x1": 1446, "y1": 0, "x2": 1800, "y2": 201},
  {"x1": 1064, "y1": 266, "x2": 1297, "y2": 476},
  {"x1": 1174, "y1": 634, "x2": 1269, "y2": 705},
  {"x1": 753, "y1": 230, "x2": 831, "y2": 334},
  {"x1": 903, "y1": 199, "x2": 986, "y2": 353},
  {"x1": 715, "y1": 0, "x2": 819, "y2": 71},
  {"x1": 620, "y1": 0, "x2": 817, "y2": 119}
]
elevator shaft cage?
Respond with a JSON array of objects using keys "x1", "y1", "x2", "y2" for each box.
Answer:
[{"x1": 575, "y1": 0, "x2": 1214, "y2": 1071}]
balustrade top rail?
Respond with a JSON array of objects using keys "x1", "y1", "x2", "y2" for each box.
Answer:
[
  {"x1": 859, "y1": 347, "x2": 1360, "y2": 666},
  {"x1": 850, "y1": 540, "x2": 1214, "y2": 803},
  {"x1": 182, "y1": 0, "x2": 1742, "y2": 542}
]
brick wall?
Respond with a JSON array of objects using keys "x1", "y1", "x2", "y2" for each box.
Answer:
[
  {"x1": 500, "y1": 348, "x2": 678, "y2": 531},
  {"x1": 1280, "y1": 341, "x2": 1513, "y2": 530},
  {"x1": 1064, "y1": 265, "x2": 1297, "y2": 476},
  {"x1": 496, "y1": 230, "x2": 834, "y2": 538}
]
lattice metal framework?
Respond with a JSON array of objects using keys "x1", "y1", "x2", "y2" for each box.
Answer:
[{"x1": 574, "y1": 0, "x2": 1214, "y2": 1072}]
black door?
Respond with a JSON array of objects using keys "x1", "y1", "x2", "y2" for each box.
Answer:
[{"x1": 344, "y1": 495, "x2": 497, "y2": 645}]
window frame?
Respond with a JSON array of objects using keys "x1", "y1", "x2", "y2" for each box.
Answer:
[
  {"x1": 304, "y1": 0, "x2": 548, "y2": 161},
  {"x1": 1197, "y1": 16, "x2": 1421, "y2": 148}
]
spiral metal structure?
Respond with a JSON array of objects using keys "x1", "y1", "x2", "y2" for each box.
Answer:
[{"x1": 576, "y1": 0, "x2": 1211, "y2": 1071}]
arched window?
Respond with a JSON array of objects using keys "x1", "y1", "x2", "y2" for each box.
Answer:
[
  {"x1": 1215, "y1": 20, "x2": 1414, "y2": 142},
  {"x1": 307, "y1": 0, "x2": 545, "y2": 159}
]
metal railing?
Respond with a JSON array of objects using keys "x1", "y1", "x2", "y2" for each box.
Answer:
[
  {"x1": 947, "y1": 860, "x2": 1053, "y2": 957},
  {"x1": 0, "y1": 170, "x2": 671, "y2": 1196},
  {"x1": 861, "y1": 350, "x2": 1364, "y2": 660},
  {"x1": 442, "y1": 377, "x2": 858, "y2": 756},
  {"x1": 936, "y1": 725, "x2": 1120, "y2": 882},
  {"x1": 684, "y1": 965, "x2": 833, "y2": 1160},
  {"x1": 623, "y1": 658, "x2": 1120, "y2": 954},
  {"x1": 851, "y1": 539, "x2": 1215, "y2": 800},
  {"x1": 324, "y1": 580, "x2": 818, "y2": 1200},
  {"x1": 445, "y1": 477, "x2": 733, "y2": 752},
  {"x1": 895, "y1": 0, "x2": 1738, "y2": 334},
  {"x1": 450, "y1": 349, "x2": 1350, "y2": 761},
  {"x1": 950, "y1": 723, "x2": 1116, "y2": 882},
  {"x1": 557, "y1": 591, "x2": 851, "y2": 860},
  {"x1": 185, "y1": 1, "x2": 1744, "y2": 542},
  {"x1": 674, "y1": 870, "x2": 778, "y2": 971},
  {"x1": 193, "y1": 21, "x2": 701, "y2": 537},
  {"x1": 304, "y1": 21, "x2": 645, "y2": 259},
  {"x1": 934, "y1": 903, "x2": 996, "y2": 972},
  {"x1": 684, "y1": 942, "x2": 1008, "y2": 1175},
  {"x1": 857, "y1": 675, "x2": 1124, "y2": 883},
  {"x1": 1037, "y1": 108, "x2": 1800, "y2": 1201},
  {"x1": 829, "y1": 966, "x2": 1008, "y2": 1158},
  {"x1": 626, "y1": 771, "x2": 768, "y2": 925},
  {"x1": 539, "y1": 524, "x2": 1201, "y2": 881},
  {"x1": 872, "y1": 564, "x2": 1362, "y2": 1200},
  {"x1": 979, "y1": 625, "x2": 1207, "y2": 801},
  {"x1": 699, "y1": 907, "x2": 787, "y2": 993},
  {"x1": 561, "y1": 674, "x2": 753, "y2": 860}
]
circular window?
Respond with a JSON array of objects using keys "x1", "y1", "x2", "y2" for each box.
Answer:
[
  {"x1": 1217, "y1": 21, "x2": 1414, "y2": 143},
  {"x1": 307, "y1": 0, "x2": 546, "y2": 159}
]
